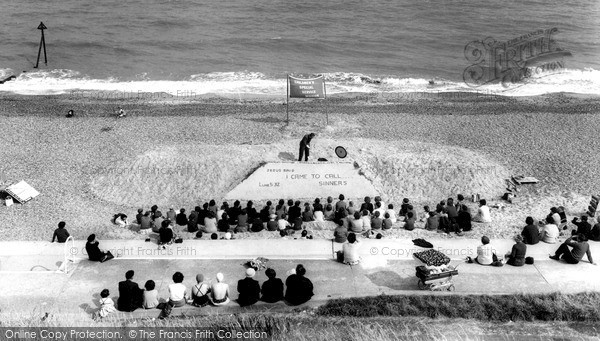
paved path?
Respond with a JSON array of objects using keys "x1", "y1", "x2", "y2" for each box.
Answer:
[{"x1": 1, "y1": 238, "x2": 599, "y2": 320}]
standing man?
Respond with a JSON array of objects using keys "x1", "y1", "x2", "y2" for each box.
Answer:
[{"x1": 298, "y1": 133, "x2": 315, "y2": 161}]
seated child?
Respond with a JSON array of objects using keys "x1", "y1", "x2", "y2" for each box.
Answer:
[
  {"x1": 143, "y1": 280, "x2": 159, "y2": 309},
  {"x1": 97, "y1": 289, "x2": 116, "y2": 318}
]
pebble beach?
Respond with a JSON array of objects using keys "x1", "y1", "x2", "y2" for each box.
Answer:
[{"x1": 1, "y1": 92, "x2": 600, "y2": 242}]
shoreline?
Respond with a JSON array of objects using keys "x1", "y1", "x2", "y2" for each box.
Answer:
[{"x1": 1, "y1": 93, "x2": 599, "y2": 242}]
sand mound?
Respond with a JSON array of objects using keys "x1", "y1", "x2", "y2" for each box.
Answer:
[{"x1": 90, "y1": 139, "x2": 509, "y2": 208}]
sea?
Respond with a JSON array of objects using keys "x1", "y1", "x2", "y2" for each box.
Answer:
[{"x1": 0, "y1": 0, "x2": 599, "y2": 97}]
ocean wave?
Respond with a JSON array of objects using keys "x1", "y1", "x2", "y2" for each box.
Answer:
[{"x1": 0, "y1": 68, "x2": 598, "y2": 97}]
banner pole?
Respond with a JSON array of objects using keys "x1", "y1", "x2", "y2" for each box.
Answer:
[
  {"x1": 323, "y1": 77, "x2": 328, "y2": 126},
  {"x1": 286, "y1": 75, "x2": 289, "y2": 124}
]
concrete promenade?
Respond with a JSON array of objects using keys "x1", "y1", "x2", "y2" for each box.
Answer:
[{"x1": 1, "y1": 238, "x2": 599, "y2": 320}]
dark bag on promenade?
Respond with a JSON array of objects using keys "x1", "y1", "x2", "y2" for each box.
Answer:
[
  {"x1": 525, "y1": 257, "x2": 534, "y2": 265},
  {"x1": 100, "y1": 251, "x2": 114, "y2": 263},
  {"x1": 412, "y1": 238, "x2": 433, "y2": 248},
  {"x1": 159, "y1": 301, "x2": 173, "y2": 319}
]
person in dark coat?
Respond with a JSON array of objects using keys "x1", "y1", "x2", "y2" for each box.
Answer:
[
  {"x1": 135, "y1": 208, "x2": 144, "y2": 224},
  {"x1": 572, "y1": 216, "x2": 592, "y2": 239},
  {"x1": 250, "y1": 217, "x2": 264, "y2": 232},
  {"x1": 359, "y1": 197, "x2": 374, "y2": 214},
  {"x1": 288, "y1": 201, "x2": 302, "y2": 224},
  {"x1": 176, "y1": 208, "x2": 188, "y2": 226},
  {"x1": 521, "y1": 216, "x2": 540, "y2": 245},
  {"x1": 246, "y1": 201, "x2": 258, "y2": 222},
  {"x1": 237, "y1": 268, "x2": 260, "y2": 307},
  {"x1": 159, "y1": 220, "x2": 174, "y2": 245},
  {"x1": 506, "y1": 235, "x2": 527, "y2": 266},
  {"x1": 260, "y1": 201, "x2": 272, "y2": 222},
  {"x1": 285, "y1": 264, "x2": 314, "y2": 306},
  {"x1": 456, "y1": 205, "x2": 472, "y2": 232},
  {"x1": 85, "y1": 234, "x2": 110, "y2": 262},
  {"x1": 298, "y1": 132, "x2": 315, "y2": 161},
  {"x1": 187, "y1": 211, "x2": 199, "y2": 233},
  {"x1": 117, "y1": 270, "x2": 143, "y2": 312},
  {"x1": 261, "y1": 268, "x2": 284, "y2": 303}
]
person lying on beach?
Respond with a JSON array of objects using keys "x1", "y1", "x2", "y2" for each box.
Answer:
[
  {"x1": 112, "y1": 213, "x2": 128, "y2": 227},
  {"x1": 51, "y1": 221, "x2": 70, "y2": 243},
  {"x1": 550, "y1": 234, "x2": 596, "y2": 265}
]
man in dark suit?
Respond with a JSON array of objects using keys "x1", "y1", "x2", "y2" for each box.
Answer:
[
  {"x1": 298, "y1": 133, "x2": 315, "y2": 161},
  {"x1": 117, "y1": 270, "x2": 143, "y2": 312},
  {"x1": 261, "y1": 268, "x2": 284, "y2": 303},
  {"x1": 237, "y1": 268, "x2": 260, "y2": 307}
]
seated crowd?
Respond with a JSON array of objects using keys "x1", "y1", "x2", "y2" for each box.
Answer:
[
  {"x1": 112, "y1": 194, "x2": 495, "y2": 244},
  {"x1": 96, "y1": 264, "x2": 314, "y2": 318}
]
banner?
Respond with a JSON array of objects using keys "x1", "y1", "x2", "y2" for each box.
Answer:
[{"x1": 288, "y1": 75, "x2": 326, "y2": 99}]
